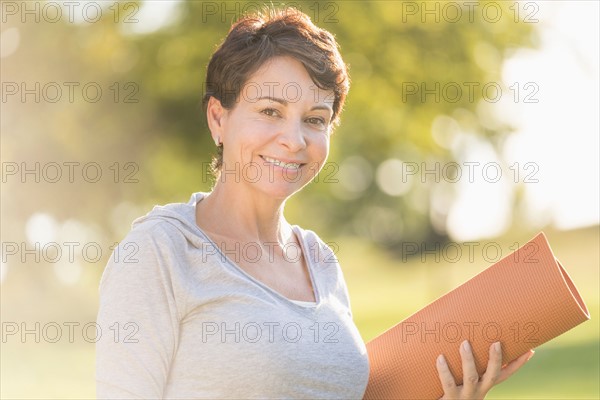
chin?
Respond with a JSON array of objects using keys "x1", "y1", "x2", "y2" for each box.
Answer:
[
  {"x1": 260, "y1": 184, "x2": 303, "y2": 200},
  {"x1": 254, "y1": 178, "x2": 308, "y2": 201},
  {"x1": 252, "y1": 165, "x2": 313, "y2": 200}
]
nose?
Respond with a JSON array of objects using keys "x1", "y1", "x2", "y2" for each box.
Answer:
[{"x1": 278, "y1": 119, "x2": 307, "y2": 152}]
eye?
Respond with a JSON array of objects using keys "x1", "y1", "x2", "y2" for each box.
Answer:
[
  {"x1": 261, "y1": 108, "x2": 280, "y2": 117},
  {"x1": 306, "y1": 117, "x2": 326, "y2": 127}
]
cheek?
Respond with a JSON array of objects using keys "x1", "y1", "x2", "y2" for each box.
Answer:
[
  {"x1": 226, "y1": 120, "x2": 274, "y2": 150},
  {"x1": 312, "y1": 135, "x2": 330, "y2": 160},
  {"x1": 239, "y1": 119, "x2": 281, "y2": 142},
  {"x1": 307, "y1": 136, "x2": 330, "y2": 177}
]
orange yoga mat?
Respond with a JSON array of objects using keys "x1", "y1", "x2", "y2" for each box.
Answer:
[{"x1": 363, "y1": 232, "x2": 590, "y2": 400}]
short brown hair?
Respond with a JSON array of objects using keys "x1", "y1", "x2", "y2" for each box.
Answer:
[{"x1": 202, "y1": 7, "x2": 349, "y2": 176}]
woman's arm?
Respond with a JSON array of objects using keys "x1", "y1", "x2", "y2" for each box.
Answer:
[
  {"x1": 96, "y1": 228, "x2": 181, "y2": 399},
  {"x1": 436, "y1": 340, "x2": 535, "y2": 400}
]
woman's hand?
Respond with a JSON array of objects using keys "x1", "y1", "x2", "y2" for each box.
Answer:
[{"x1": 436, "y1": 340, "x2": 535, "y2": 400}]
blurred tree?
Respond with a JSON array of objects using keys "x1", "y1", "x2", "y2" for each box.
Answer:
[{"x1": 1, "y1": 0, "x2": 537, "y2": 260}]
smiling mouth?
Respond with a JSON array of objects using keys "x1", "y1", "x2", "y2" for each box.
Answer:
[{"x1": 260, "y1": 155, "x2": 305, "y2": 170}]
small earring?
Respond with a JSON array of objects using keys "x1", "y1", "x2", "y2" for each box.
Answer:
[{"x1": 215, "y1": 136, "x2": 221, "y2": 146}]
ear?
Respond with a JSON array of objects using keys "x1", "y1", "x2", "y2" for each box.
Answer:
[{"x1": 206, "y1": 96, "x2": 227, "y2": 145}]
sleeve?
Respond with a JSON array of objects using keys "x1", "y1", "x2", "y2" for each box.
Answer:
[{"x1": 95, "y1": 226, "x2": 183, "y2": 399}]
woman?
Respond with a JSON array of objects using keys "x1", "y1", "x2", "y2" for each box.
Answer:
[{"x1": 96, "y1": 8, "x2": 533, "y2": 399}]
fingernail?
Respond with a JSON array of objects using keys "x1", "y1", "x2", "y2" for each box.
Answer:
[
  {"x1": 494, "y1": 341, "x2": 501, "y2": 352},
  {"x1": 437, "y1": 354, "x2": 446, "y2": 366},
  {"x1": 526, "y1": 350, "x2": 535, "y2": 361},
  {"x1": 462, "y1": 340, "x2": 471, "y2": 352}
]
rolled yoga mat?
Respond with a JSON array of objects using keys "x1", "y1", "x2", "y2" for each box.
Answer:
[{"x1": 363, "y1": 232, "x2": 590, "y2": 400}]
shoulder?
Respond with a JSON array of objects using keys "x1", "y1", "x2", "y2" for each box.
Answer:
[
  {"x1": 124, "y1": 193, "x2": 205, "y2": 251},
  {"x1": 108, "y1": 220, "x2": 182, "y2": 267},
  {"x1": 129, "y1": 216, "x2": 185, "y2": 245},
  {"x1": 101, "y1": 220, "x2": 182, "y2": 284},
  {"x1": 101, "y1": 199, "x2": 201, "y2": 287}
]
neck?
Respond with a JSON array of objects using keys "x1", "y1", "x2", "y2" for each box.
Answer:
[{"x1": 197, "y1": 181, "x2": 294, "y2": 246}]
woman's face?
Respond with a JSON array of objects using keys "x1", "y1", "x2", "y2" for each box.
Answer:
[{"x1": 211, "y1": 56, "x2": 334, "y2": 200}]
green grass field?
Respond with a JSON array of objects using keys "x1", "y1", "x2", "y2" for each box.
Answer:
[{"x1": 1, "y1": 226, "x2": 598, "y2": 398}]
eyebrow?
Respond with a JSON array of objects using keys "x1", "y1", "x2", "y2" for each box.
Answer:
[{"x1": 256, "y1": 96, "x2": 333, "y2": 113}]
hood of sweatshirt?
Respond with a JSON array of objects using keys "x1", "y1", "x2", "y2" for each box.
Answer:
[{"x1": 130, "y1": 191, "x2": 208, "y2": 248}]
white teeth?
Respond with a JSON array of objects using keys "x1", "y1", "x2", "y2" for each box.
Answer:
[{"x1": 262, "y1": 156, "x2": 301, "y2": 169}]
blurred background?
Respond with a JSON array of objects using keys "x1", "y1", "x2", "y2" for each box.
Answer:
[{"x1": 1, "y1": 0, "x2": 598, "y2": 398}]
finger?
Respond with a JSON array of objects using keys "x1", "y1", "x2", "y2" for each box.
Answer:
[
  {"x1": 480, "y1": 341, "x2": 503, "y2": 391},
  {"x1": 460, "y1": 340, "x2": 480, "y2": 395},
  {"x1": 436, "y1": 354, "x2": 458, "y2": 397},
  {"x1": 496, "y1": 349, "x2": 535, "y2": 385}
]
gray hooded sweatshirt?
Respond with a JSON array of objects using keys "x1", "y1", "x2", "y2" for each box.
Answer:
[{"x1": 96, "y1": 192, "x2": 370, "y2": 399}]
